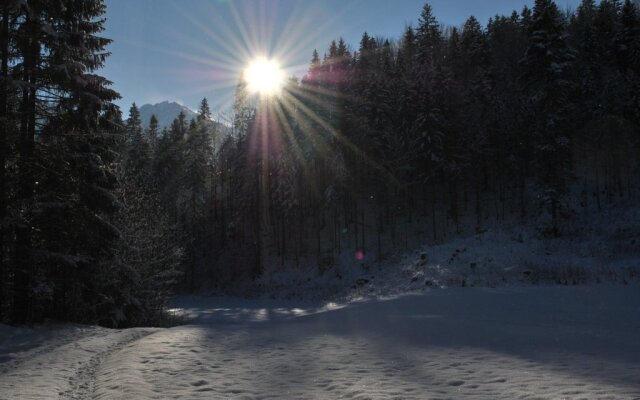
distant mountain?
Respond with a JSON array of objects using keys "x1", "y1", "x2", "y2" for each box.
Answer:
[{"x1": 139, "y1": 101, "x2": 198, "y2": 128}]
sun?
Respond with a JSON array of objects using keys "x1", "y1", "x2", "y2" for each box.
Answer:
[{"x1": 244, "y1": 57, "x2": 285, "y2": 96}]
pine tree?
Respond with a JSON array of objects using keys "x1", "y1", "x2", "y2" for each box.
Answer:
[
  {"x1": 617, "y1": 0, "x2": 640, "y2": 125},
  {"x1": 155, "y1": 113, "x2": 187, "y2": 219},
  {"x1": 395, "y1": 26, "x2": 421, "y2": 184},
  {"x1": 459, "y1": 16, "x2": 492, "y2": 230},
  {"x1": 147, "y1": 114, "x2": 159, "y2": 150},
  {"x1": 197, "y1": 97, "x2": 212, "y2": 122},
  {"x1": 126, "y1": 103, "x2": 143, "y2": 136},
  {"x1": 303, "y1": 49, "x2": 322, "y2": 85},
  {"x1": 113, "y1": 109, "x2": 182, "y2": 326},
  {"x1": 232, "y1": 82, "x2": 254, "y2": 138},
  {"x1": 521, "y1": 0, "x2": 575, "y2": 235},
  {"x1": 182, "y1": 103, "x2": 213, "y2": 289},
  {"x1": 617, "y1": 0, "x2": 639, "y2": 69},
  {"x1": 571, "y1": 0, "x2": 600, "y2": 116},
  {"x1": 125, "y1": 103, "x2": 150, "y2": 174},
  {"x1": 171, "y1": 111, "x2": 188, "y2": 142},
  {"x1": 4, "y1": 0, "x2": 122, "y2": 323},
  {"x1": 461, "y1": 17, "x2": 489, "y2": 73},
  {"x1": 0, "y1": 0, "x2": 20, "y2": 319},
  {"x1": 596, "y1": 0, "x2": 623, "y2": 58},
  {"x1": 111, "y1": 164, "x2": 182, "y2": 326},
  {"x1": 415, "y1": 3, "x2": 442, "y2": 67},
  {"x1": 413, "y1": 3, "x2": 446, "y2": 196},
  {"x1": 521, "y1": 6, "x2": 533, "y2": 33}
]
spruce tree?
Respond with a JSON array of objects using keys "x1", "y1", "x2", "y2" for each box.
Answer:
[
  {"x1": 415, "y1": 2, "x2": 442, "y2": 66},
  {"x1": 397, "y1": 26, "x2": 416, "y2": 74},
  {"x1": 521, "y1": 0, "x2": 575, "y2": 235},
  {"x1": 5, "y1": 0, "x2": 121, "y2": 323},
  {"x1": 617, "y1": 0, "x2": 640, "y2": 125},
  {"x1": 148, "y1": 114, "x2": 159, "y2": 150},
  {"x1": 125, "y1": 103, "x2": 150, "y2": 174},
  {"x1": 182, "y1": 103, "x2": 213, "y2": 289},
  {"x1": 0, "y1": 0, "x2": 20, "y2": 319},
  {"x1": 197, "y1": 98, "x2": 212, "y2": 122}
]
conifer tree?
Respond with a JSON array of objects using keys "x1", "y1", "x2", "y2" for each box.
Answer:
[
  {"x1": 232, "y1": 82, "x2": 254, "y2": 138},
  {"x1": 125, "y1": 103, "x2": 150, "y2": 174},
  {"x1": 0, "y1": 0, "x2": 19, "y2": 319},
  {"x1": 521, "y1": 0, "x2": 575, "y2": 234},
  {"x1": 415, "y1": 3, "x2": 443, "y2": 66},
  {"x1": 182, "y1": 99, "x2": 213, "y2": 289},
  {"x1": 398, "y1": 26, "x2": 416, "y2": 71},
  {"x1": 148, "y1": 114, "x2": 159, "y2": 150},
  {"x1": 5, "y1": 0, "x2": 121, "y2": 323},
  {"x1": 197, "y1": 98, "x2": 212, "y2": 122}
]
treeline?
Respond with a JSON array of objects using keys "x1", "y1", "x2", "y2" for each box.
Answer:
[
  {"x1": 0, "y1": 1, "x2": 180, "y2": 326},
  {"x1": 123, "y1": 0, "x2": 640, "y2": 293},
  {"x1": 196, "y1": 0, "x2": 640, "y2": 283},
  {"x1": 2, "y1": 0, "x2": 640, "y2": 326}
]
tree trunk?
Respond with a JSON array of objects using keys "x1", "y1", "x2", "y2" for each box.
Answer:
[
  {"x1": 0, "y1": 2, "x2": 10, "y2": 320},
  {"x1": 14, "y1": 6, "x2": 39, "y2": 323},
  {"x1": 353, "y1": 199, "x2": 358, "y2": 251},
  {"x1": 475, "y1": 180, "x2": 482, "y2": 233},
  {"x1": 280, "y1": 216, "x2": 285, "y2": 267},
  {"x1": 449, "y1": 178, "x2": 459, "y2": 233},
  {"x1": 254, "y1": 165, "x2": 262, "y2": 278},
  {"x1": 360, "y1": 201, "x2": 366, "y2": 254},
  {"x1": 431, "y1": 185, "x2": 437, "y2": 243},
  {"x1": 190, "y1": 192, "x2": 196, "y2": 291},
  {"x1": 377, "y1": 208, "x2": 382, "y2": 262}
]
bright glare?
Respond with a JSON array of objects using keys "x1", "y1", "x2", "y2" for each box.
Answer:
[{"x1": 244, "y1": 58, "x2": 285, "y2": 96}]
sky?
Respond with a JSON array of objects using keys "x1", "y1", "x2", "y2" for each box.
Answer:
[{"x1": 103, "y1": 0, "x2": 581, "y2": 115}]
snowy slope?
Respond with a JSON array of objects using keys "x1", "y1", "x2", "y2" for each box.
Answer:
[
  {"x1": 139, "y1": 101, "x2": 198, "y2": 128},
  {"x1": 249, "y1": 202, "x2": 640, "y2": 301},
  {"x1": 1, "y1": 286, "x2": 639, "y2": 399}
]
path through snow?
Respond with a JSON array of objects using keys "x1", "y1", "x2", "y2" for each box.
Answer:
[
  {"x1": 1, "y1": 286, "x2": 640, "y2": 399},
  {"x1": 0, "y1": 325, "x2": 157, "y2": 399}
]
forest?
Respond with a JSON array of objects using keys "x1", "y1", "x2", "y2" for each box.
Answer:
[{"x1": 0, "y1": 0, "x2": 639, "y2": 327}]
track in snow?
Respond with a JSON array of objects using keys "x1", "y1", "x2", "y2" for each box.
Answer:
[
  {"x1": 100, "y1": 286, "x2": 640, "y2": 399},
  {"x1": 1, "y1": 286, "x2": 640, "y2": 399},
  {"x1": 63, "y1": 329, "x2": 155, "y2": 400},
  {"x1": 0, "y1": 326, "x2": 156, "y2": 400}
]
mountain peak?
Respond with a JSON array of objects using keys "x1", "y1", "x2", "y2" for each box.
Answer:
[{"x1": 139, "y1": 101, "x2": 197, "y2": 128}]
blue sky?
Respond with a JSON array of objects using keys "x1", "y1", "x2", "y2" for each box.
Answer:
[{"x1": 103, "y1": 0, "x2": 580, "y2": 114}]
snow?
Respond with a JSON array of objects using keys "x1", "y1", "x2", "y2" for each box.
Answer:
[
  {"x1": 1, "y1": 204, "x2": 639, "y2": 399},
  {"x1": 248, "y1": 202, "x2": 640, "y2": 301},
  {"x1": 2, "y1": 286, "x2": 640, "y2": 399},
  {"x1": 0, "y1": 324, "x2": 157, "y2": 399},
  {"x1": 139, "y1": 101, "x2": 198, "y2": 128}
]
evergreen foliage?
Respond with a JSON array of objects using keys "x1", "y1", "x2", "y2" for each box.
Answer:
[
  {"x1": 150, "y1": 0, "x2": 639, "y2": 288},
  {"x1": 0, "y1": 0, "x2": 180, "y2": 326},
  {"x1": 2, "y1": 1, "x2": 639, "y2": 325}
]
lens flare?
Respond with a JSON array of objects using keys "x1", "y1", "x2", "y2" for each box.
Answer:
[{"x1": 244, "y1": 58, "x2": 285, "y2": 96}]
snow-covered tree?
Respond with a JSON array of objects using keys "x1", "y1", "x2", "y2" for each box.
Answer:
[{"x1": 521, "y1": 0, "x2": 576, "y2": 235}]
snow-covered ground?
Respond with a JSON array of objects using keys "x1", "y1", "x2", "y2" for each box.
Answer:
[
  {"x1": 0, "y1": 323, "x2": 158, "y2": 399},
  {"x1": 2, "y1": 205, "x2": 638, "y2": 399},
  {"x1": 1, "y1": 285, "x2": 639, "y2": 399}
]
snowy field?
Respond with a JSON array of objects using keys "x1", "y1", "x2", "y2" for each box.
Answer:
[{"x1": 1, "y1": 285, "x2": 640, "y2": 399}]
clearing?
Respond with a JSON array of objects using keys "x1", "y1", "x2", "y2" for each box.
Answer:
[{"x1": 1, "y1": 285, "x2": 639, "y2": 399}]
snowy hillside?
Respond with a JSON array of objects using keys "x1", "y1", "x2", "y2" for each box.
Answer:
[
  {"x1": 139, "y1": 101, "x2": 198, "y2": 128},
  {"x1": 243, "y1": 202, "x2": 640, "y2": 302}
]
